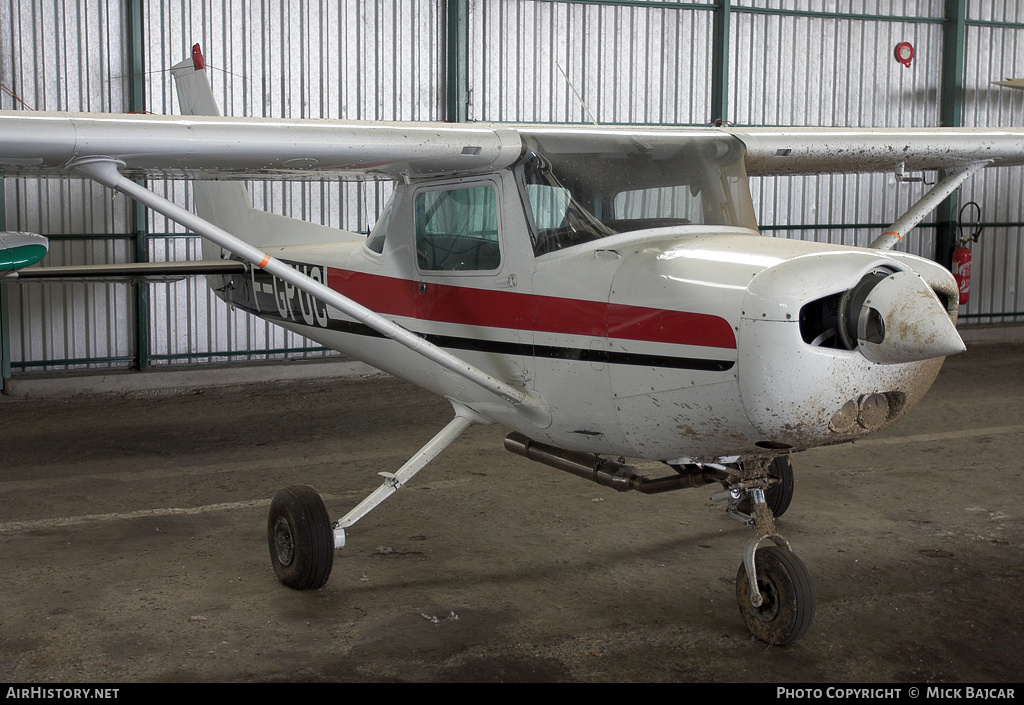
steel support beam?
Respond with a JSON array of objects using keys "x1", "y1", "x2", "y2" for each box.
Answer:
[
  {"x1": 711, "y1": 0, "x2": 731, "y2": 125},
  {"x1": 445, "y1": 0, "x2": 470, "y2": 123},
  {"x1": 937, "y1": 0, "x2": 967, "y2": 268},
  {"x1": 1, "y1": 176, "x2": 9, "y2": 391},
  {"x1": 127, "y1": 0, "x2": 150, "y2": 370}
]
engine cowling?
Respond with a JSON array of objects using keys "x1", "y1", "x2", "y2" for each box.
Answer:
[{"x1": 738, "y1": 251, "x2": 963, "y2": 450}]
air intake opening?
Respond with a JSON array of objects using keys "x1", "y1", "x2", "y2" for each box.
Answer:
[
  {"x1": 799, "y1": 290, "x2": 848, "y2": 349},
  {"x1": 800, "y1": 267, "x2": 896, "y2": 350}
]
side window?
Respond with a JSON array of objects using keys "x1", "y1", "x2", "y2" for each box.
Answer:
[
  {"x1": 365, "y1": 200, "x2": 393, "y2": 254},
  {"x1": 415, "y1": 185, "x2": 501, "y2": 271}
]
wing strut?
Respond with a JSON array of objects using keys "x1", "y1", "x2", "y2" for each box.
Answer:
[
  {"x1": 68, "y1": 156, "x2": 550, "y2": 425},
  {"x1": 869, "y1": 161, "x2": 988, "y2": 250},
  {"x1": 332, "y1": 401, "x2": 486, "y2": 549}
]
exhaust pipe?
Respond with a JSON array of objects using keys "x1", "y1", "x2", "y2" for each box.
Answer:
[{"x1": 503, "y1": 432, "x2": 727, "y2": 494}]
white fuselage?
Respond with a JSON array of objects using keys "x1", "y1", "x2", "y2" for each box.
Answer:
[{"x1": 218, "y1": 169, "x2": 959, "y2": 463}]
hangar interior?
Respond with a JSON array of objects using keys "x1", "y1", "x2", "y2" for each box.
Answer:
[
  {"x1": 2, "y1": 1, "x2": 1024, "y2": 681},
  {"x1": 1, "y1": 0, "x2": 1023, "y2": 389}
]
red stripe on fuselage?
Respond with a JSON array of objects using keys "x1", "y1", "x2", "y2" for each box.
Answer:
[{"x1": 326, "y1": 268, "x2": 736, "y2": 350}]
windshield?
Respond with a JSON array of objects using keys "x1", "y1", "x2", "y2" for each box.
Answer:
[{"x1": 517, "y1": 131, "x2": 758, "y2": 256}]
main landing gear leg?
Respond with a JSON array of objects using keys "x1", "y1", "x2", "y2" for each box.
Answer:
[
  {"x1": 267, "y1": 401, "x2": 486, "y2": 590},
  {"x1": 725, "y1": 458, "x2": 816, "y2": 645}
]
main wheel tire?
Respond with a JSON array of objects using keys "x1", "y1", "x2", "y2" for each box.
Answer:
[
  {"x1": 268, "y1": 485, "x2": 334, "y2": 590},
  {"x1": 736, "y1": 545, "x2": 815, "y2": 645}
]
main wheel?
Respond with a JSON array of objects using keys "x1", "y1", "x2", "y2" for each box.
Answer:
[
  {"x1": 736, "y1": 545, "x2": 815, "y2": 645},
  {"x1": 268, "y1": 485, "x2": 334, "y2": 590}
]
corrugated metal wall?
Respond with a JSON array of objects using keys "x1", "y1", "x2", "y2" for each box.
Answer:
[
  {"x1": 2, "y1": 0, "x2": 1023, "y2": 380},
  {"x1": 140, "y1": 0, "x2": 420, "y2": 365},
  {"x1": 961, "y1": 1, "x2": 1024, "y2": 323},
  {"x1": 0, "y1": 0, "x2": 134, "y2": 371},
  {"x1": 735, "y1": 7, "x2": 947, "y2": 266},
  {"x1": 469, "y1": 2, "x2": 714, "y2": 124}
]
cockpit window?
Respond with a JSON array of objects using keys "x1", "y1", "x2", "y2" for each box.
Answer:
[
  {"x1": 525, "y1": 183, "x2": 571, "y2": 231},
  {"x1": 516, "y1": 132, "x2": 758, "y2": 256}
]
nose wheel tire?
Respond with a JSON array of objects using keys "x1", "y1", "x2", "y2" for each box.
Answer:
[
  {"x1": 762, "y1": 456, "x2": 794, "y2": 518},
  {"x1": 736, "y1": 456, "x2": 794, "y2": 518},
  {"x1": 268, "y1": 485, "x2": 334, "y2": 590},
  {"x1": 736, "y1": 545, "x2": 815, "y2": 645}
]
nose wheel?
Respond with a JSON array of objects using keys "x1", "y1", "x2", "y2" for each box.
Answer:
[
  {"x1": 736, "y1": 543, "x2": 815, "y2": 645},
  {"x1": 718, "y1": 457, "x2": 815, "y2": 645}
]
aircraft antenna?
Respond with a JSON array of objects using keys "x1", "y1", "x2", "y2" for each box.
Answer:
[{"x1": 556, "y1": 61, "x2": 598, "y2": 126}]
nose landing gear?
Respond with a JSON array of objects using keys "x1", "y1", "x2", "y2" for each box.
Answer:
[{"x1": 716, "y1": 458, "x2": 815, "y2": 645}]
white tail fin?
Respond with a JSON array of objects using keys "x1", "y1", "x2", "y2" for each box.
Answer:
[{"x1": 170, "y1": 45, "x2": 355, "y2": 257}]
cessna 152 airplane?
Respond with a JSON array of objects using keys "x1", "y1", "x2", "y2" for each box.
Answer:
[{"x1": 3, "y1": 46, "x2": 1024, "y2": 645}]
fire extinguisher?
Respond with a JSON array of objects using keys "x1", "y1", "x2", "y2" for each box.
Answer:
[{"x1": 952, "y1": 202, "x2": 982, "y2": 305}]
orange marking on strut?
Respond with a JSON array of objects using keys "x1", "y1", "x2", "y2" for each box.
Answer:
[
  {"x1": 258, "y1": 254, "x2": 270, "y2": 268},
  {"x1": 882, "y1": 231, "x2": 902, "y2": 241}
]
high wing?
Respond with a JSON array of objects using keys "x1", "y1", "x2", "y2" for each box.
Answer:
[
  {"x1": 2, "y1": 110, "x2": 1023, "y2": 181},
  {"x1": 733, "y1": 126, "x2": 1024, "y2": 175},
  {"x1": 4, "y1": 110, "x2": 1021, "y2": 264},
  {"x1": 0, "y1": 109, "x2": 524, "y2": 182}
]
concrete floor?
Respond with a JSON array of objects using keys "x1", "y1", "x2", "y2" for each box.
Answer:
[{"x1": 1, "y1": 343, "x2": 1022, "y2": 683}]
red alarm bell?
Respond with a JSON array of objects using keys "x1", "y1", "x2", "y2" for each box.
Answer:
[{"x1": 894, "y1": 42, "x2": 914, "y2": 68}]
